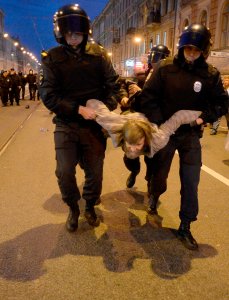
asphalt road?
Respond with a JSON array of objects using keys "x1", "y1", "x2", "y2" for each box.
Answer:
[{"x1": 0, "y1": 101, "x2": 228, "y2": 300}]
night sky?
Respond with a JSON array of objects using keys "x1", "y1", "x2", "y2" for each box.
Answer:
[{"x1": 0, "y1": 0, "x2": 108, "y2": 59}]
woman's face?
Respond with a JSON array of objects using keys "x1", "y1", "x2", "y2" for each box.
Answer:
[
  {"x1": 183, "y1": 46, "x2": 201, "y2": 63},
  {"x1": 65, "y1": 32, "x2": 83, "y2": 48},
  {"x1": 125, "y1": 137, "x2": 145, "y2": 159}
]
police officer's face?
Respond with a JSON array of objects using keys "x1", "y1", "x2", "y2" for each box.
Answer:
[
  {"x1": 65, "y1": 32, "x2": 83, "y2": 48},
  {"x1": 184, "y1": 46, "x2": 201, "y2": 63}
]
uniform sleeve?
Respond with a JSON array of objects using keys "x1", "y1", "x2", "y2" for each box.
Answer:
[
  {"x1": 101, "y1": 55, "x2": 120, "y2": 111},
  {"x1": 118, "y1": 80, "x2": 129, "y2": 103},
  {"x1": 127, "y1": 81, "x2": 142, "y2": 99},
  {"x1": 39, "y1": 54, "x2": 79, "y2": 117},
  {"x1": 200, "y1": 71, "x2": 229, "y2": 123},
  {"x1": 136, "y1": 63, "x2": 164, "y2": 124}
]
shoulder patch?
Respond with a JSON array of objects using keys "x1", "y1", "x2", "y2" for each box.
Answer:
[
  {"x1": 208, "y1": 64, "x2": 218, "y2": 76},
  {"x1": 41, "y1": 50, "x2": 48, "y2": 57},
  {"x1": 85, "y1": 42, "x2": 105, "y2": 56}
]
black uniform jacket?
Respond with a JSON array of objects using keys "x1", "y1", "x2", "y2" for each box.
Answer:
[
  {"x1": 0, "y1": 76, "x2": 12, "y2": 89},
  {"x1": 139, "y1": 56, "x2": 229, "y2": 127},
  {"x1": 39, "y1": 43, "x2": 119, "y2": 123}
]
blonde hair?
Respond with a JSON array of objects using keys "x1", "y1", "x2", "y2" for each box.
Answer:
[{"x1": 122, "y1": 119, "x2": 155, "y2": 148}]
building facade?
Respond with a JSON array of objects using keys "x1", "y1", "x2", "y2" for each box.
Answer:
[
  {"x1": 0, "y1": 9, "x2": 40, "y2": 73},
  {"x1": 92, "y1": 0, "x2": 229, "y2": 76}
]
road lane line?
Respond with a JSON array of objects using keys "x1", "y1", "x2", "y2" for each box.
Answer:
[
  {"x1": 0, "y1": 103, "x2": 40, "y2": 157},
  {"x1": 0, "y1": 131, "x2": 18, "y2": 157},
  {"x1": 175, "y1": 150, "x2": 229, "y2": 186},
  {"x1": 201, "y1": 164, "x2": 229, "y2": 186}
]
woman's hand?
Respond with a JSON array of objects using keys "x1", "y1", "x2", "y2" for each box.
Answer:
[
  {"x1": 78, "y1": 105, "x2": 97, "y2": 120},
  {"x1": 195, "y1": 117, "x2": 204, "y2": 125}
]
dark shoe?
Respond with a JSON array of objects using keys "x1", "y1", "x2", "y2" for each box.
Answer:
[
  {"x1": 126, "y1": 172, "x2": 138, "y2": 188},
  {"x1": 147, "y1": 180, "x2": 151, "y2": 197},
  {"x1": 78, "y1": 159, "x2": 84, "y2": 170},
  {"x1": 147, "y1": 195, "x2": 159, "y2": 215},
  {"x1": 84, "y1": 208, "x2": 100, "y2": 227},
  {"x1": 66, "y1": 205, "x2": 80, "y2": 232},
  {"x1": 95, "y1": 197, "x2": 101, "y2": 205},
  {"x1": 147, "y1": 206, "x2": 158, "y2": 215},
  {"x1": 177, "y1": 221, "x2": 198, "y2": 250}
]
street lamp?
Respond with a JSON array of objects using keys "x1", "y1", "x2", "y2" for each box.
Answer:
[
  {"x1": 133, "y1": 36, "x2": 142, "y2": 75},
  {"x1": 107, "y1": 51, "x2": 112, "y2": 62}
]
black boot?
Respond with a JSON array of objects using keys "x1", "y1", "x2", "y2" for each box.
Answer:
[
  {"x1": 177, "y1": 221, "x2": 198, "y2": 250},
  {"x1": 126, "y1": 171, "x2": 138, "y2": 188},
  {"x1": 147, "y1": 180, "x2": 151, "y2": 197},
  {"x1": 84, "y1": 207, "x2": 100, "y2": 227},
  {"x1": 95, "y1": 197, "x2": 101, "y2": 205},
  {"x1": 147, "y1": 195, "x2": 159, "y2": 215},
  {"x1": 66, "y1": 204, "x2": 80, "y2": 232}
]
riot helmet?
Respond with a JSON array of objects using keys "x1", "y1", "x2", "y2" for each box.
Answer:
[
  {"x1": 53, "y1": 4, "x2": 90, "y2": 46},
  {"x1": 178, "y1": 24, "x2": 212, "y2": 58},
  {"x1": 148, "y1": 44, "x2": 170, "y2": 65}
]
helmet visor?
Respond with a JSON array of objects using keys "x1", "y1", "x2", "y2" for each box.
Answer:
[
  {"x1": 57, "y1": 14, "x2": 90, "y2": 35},
  {"x1": 179, "y1": 31, "x2": 207, "y2": 51}
]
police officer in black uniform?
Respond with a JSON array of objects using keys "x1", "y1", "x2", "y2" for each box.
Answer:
[
  {"x1": 18, "y1": 71, "x2": 27, "y2": 100},
  {"x1": 137, "y1": 24, "x2": 228, "y2": 250},
  {"x1": 145, "y1": 44, "x2": 170, "y2": 79},
  {"x1": 9, "y1": 68, "x2": 21, "y2": 106},
  {"x1": 27, "y1": 69, "x2": 37, "y2": 100},
  {"x1": 39, "y1": 4, "x2": 119, "y2": 232},
  {"x1": 0, "y1": 70, "x2": 12, "y2": 106}
]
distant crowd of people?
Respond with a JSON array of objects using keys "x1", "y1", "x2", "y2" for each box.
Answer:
[{"x1": 0, "y1": 68, "x2": 39, "y2": 107}]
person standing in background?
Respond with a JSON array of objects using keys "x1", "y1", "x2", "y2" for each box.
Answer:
[
  {"x1": 210, "y1": 76, "x2": 229, "y2": 135},
  {"x1": 8, "y1": 68, "x2": 21, "y2": 106},
  {"x1": 0, "y1": 70, "x2": 12, "y2": 106},
  {"x1": 18, "y1": 71, "x2": 27, "y2": 100},
  {"x1": 27, "y1": 69, "x2": 37, "y2": 100}
]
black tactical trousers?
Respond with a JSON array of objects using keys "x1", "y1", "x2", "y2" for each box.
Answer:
[
  {"x1": 29, "y1": 84, "x2": 36, "y2": 100},
  {"x1": 1, "y1": 89, "x2": 9, "y2": 105},
  {"x1": 9, "y1": 87, "x2": 20, "y2": 104},
  {"x1": 149, "y1": 130, "x2": 201, "y2": 222},
  {"x1": 54, "y1": 122, "x2": 106, "y2": 209}
]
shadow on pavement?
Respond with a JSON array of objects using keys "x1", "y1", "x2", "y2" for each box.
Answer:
[
  {"x1": 0, "y1": 190, "x2": 217, "y2": 282},
  {"x1": 222, "y1": 159, "x2": 229, "y2": 166}
]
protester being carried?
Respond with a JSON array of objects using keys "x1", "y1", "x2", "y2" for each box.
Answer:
[{"x1": 86, "y1": 99, "x2": 201, "y2": 159}]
